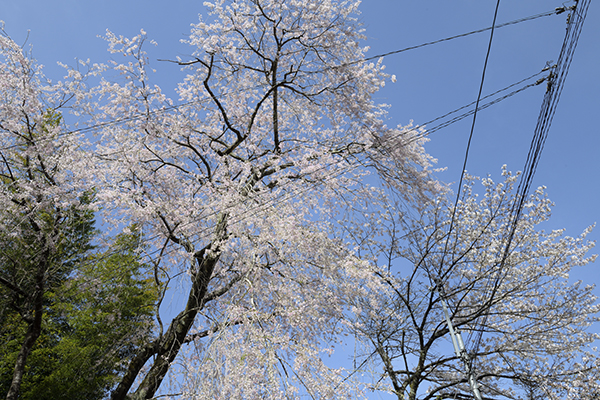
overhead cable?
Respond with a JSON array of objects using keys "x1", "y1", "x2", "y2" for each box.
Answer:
[
  {"x1": 436, "y1": 0, "x2": 502, "y2": 283},
  {"x1": 358, "y1": 8, "x2": 566, "y2": 65},
  {"x1": 467, "y1": 0, "x2": 591, "y2": 368},
  {"x1": 0, "y1": 7, "x2": 565, "y2": 152}
]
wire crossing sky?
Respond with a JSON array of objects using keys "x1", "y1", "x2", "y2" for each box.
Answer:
[
  {"x1": 0, "y1": 8, "x2": 563, "y2": 153},
  {"x1": 458, "y1": 0, "x2": 592, "y2": 363}
]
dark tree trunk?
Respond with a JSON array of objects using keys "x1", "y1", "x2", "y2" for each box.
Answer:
[
  {"x1": 5, "y1": 265, "x2": 45, "y2": 400},
  {"x1": 111, "y1": 249, "x2": 220, "y2": 400}
]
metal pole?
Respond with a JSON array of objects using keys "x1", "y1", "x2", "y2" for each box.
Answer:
[{"x1": 438, "y1": 283, "x2": 483, "y2": 400}]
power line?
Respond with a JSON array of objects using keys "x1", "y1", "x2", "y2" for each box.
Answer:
[
  {"x1": 0, "y1": 76, "x2": 554, "y2": 290},
  {"x1": 437, "y1": 0, "x2": 502, "y2": 281},
  {"x1": 1, "y1": 2, "x2": 567, "y2": 277},
  {"x1": 0, "y1": 7, "x2": 564, "y2": 153},
  {"x1": 0, "y1": 66, "x2": 550, "y2": 272},
  {"x1": 465, "y1": 0, "x2": 591, "y2": 371},
  {"x1": 3, "y1": 66, "x2": 547, "y2": 290},
  {"x1": 1, "y1": 5, "x2": 557, "y2": 273},
  {"x1": 403, "y1": 68, "x2": 549, "y2": 145},
  {"x1": 431, "y1": 1, "x2": 502, "y2": 398},
  {"x1": 358, "y1": 8, "x2": 565, "y2": 65}
]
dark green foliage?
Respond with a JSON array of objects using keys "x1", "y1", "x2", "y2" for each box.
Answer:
[{"x1": 0, "y1": 224, "x2": 157, "y2": 400}]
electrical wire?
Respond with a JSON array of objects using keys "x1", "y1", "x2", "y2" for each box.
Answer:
[
  {"x1": 402, "y1": 69, "x2": 549, "y2": 146},
  {"x1": 0, "y1": 65, "x2": 550, "y2": 282},
  {"x1": 426, "y1": 2, "x2": 502, "y2": 398},
  {"x1": 0, "y1": 7, "x2": 564, "y2": 153},
  {"x1": 465, "y1": 0, "x2": 591, "y2": 371},
  {"x1": 344, "y1": 8, "x2": 563, "y2": 69},
  {"x1": 0, "y1": 2, "x2": 567, "y2": 305},
  {"x1": 436, "y1": 0, "x2": 501, "y2": 283},
  {"x1": 0, "y1": 35, "x2": 557, "y2": 310},
  {"x1": 0, "y1": 4, "x2": 559, "y2": 271}
]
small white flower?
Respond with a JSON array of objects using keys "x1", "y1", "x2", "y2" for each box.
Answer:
[{"x1": 391, "y1": 74, "x2": 397, "y2": 83}]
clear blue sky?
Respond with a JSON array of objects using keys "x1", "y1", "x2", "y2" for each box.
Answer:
[{"x1": 2, "y1": 0, "x2": 598, "y2": 398}]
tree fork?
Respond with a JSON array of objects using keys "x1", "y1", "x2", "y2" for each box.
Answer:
[
  {"x1": 132, "y1": 254, "x2": 220, "y2": 399},
  {"x1": 113, "y1": 215, "x2": 228, "y2": 400}
]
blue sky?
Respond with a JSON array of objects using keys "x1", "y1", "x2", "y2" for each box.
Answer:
[{"x1": 2, "y1": 0, "x2": 599, "y2": 397}]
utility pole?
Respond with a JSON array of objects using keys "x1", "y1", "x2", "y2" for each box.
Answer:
[{"x1": 436, "y1": 280, "x2": 483, "y2": 400}]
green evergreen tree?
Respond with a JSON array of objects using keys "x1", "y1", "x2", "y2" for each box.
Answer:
[{"x1": 0, "y1": 224, "x2": 157, "y2": 400}]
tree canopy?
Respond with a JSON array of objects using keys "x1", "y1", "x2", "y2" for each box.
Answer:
[
  {"x1": 349, "y1": 169, "x2": 599, "y2": 399},
  {"x1": 0, "y1": 225, "x2": 157, "y2": 400}
]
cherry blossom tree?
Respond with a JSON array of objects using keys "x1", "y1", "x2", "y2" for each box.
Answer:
[
  {"x1": 349, "y1": 169, "x2": 599, "y2": 400},
  {"x1": 79, "y1": 0, "x2": 435, "y2": 398}
]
